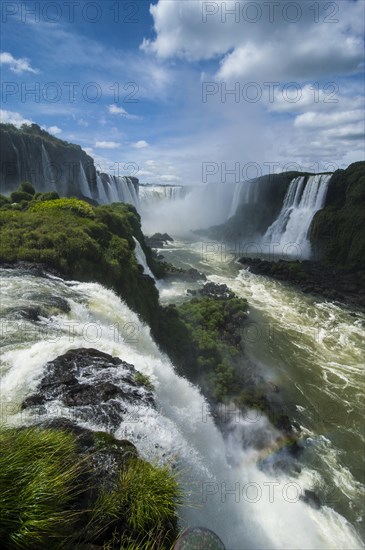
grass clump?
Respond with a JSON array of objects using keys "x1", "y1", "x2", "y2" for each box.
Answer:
[
  {"x1": 0, "y1": 427, "x2": 83, "y2": 549},
  {"x1": 135, "y1": 371, "x2": 154, "y2": 391},
  {"x1": 92, "y1": 457, "x2": 181, "y2": 549},
  {"x1": 0, "y1": 427, "x2": 181, "y2": 549}
]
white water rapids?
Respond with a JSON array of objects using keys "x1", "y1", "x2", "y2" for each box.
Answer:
[{"x1": 0, "y1": 267, "x2": 363, "y2": 549}]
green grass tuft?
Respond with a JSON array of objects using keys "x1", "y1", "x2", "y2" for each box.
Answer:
[
  {"x1": 135, "y1": 371, "x2": 154, "y2": 391},
  {"x1": 0, "y1": 427, "x2": 84, "y2": 548}
]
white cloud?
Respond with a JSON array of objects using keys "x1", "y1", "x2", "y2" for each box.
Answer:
[
  {"x1": 132, "y1": 140, "x2": 149, "y2": 149},
  {"x1": 82, "y1": 147, "x2": 94, "y2": 156},
  {"x1": 143, "y1": 0, "x2": 364, "y2": 80},
  {"x1": 108, "y1": 104, "x2": 141, "y2": 120},
  {"x1": 108, "y1": 104, "x2": 128, "y2": 115},
  {"x1": 42, "y1": 125, "x2": 62, "y2": 135},
  {"x1": 294, "y1": 110, "x2": 363, "y2": 129},
  {"x1": 0, "y1": 110, "x2": 33, "y2": 127},
  {"x1": 0, "y1": 52, "x2": 39, "y2": 74},
  {"x1": 95, "y1": 140, "x2": 120, "y2": 149},
  {"x1": 267, "y1": 86, "x2": 364, "y2": 114}
]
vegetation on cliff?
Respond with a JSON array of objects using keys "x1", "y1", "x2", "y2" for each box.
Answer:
[
  {"x1": 0, "y1": 183, "x2": 158, "y2": 327},
  {"x1": 310, "y1": 161, "x2": 365, "y2": 271}
]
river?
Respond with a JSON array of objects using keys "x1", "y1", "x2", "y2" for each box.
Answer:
[{"x1": 0, "y1": 245, "x2": 364, "y2": 548}]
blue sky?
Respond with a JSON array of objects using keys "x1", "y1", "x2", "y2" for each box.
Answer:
[{"x1": 1, "y1": 0, "x2": 364, "y2": 183}]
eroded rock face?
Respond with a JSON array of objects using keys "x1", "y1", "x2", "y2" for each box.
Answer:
[
  {"x1": 0, "y1": 123, "x2": 97, "y2": 197},
  {"x1": 22, "y1": 348, "x2": 155, "y2": 430}
]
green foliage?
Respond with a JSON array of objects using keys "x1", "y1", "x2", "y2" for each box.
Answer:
[
  {"x1": 0, "y1": 427, "x2": 180, "y2": 549},
  {"x1": 91, "y1": 457, "x2": 180, "y2": 549},
  {"x1": 34, "y1": 191, "x2": 60, "y2": 201},
  {"x1": 156, "y1": 295, "x2": 248, "y2": 402},
  {"x1": 135, "y1": 371, "x2": 154, "y2": 391},
  {"x1": 30, "y1": 197, "x2": 95, "y2": 218},
  {"x1": 310, "y1": 161, "x2": 365, "y2": 271},
  {"x1": 19, "y1": 181, "x2": 36, "y2": 195},
  {"x1": 0, "y1": 194, "x2": 10, "y2": 207},
  {"x1": 0, "y1": 199, "x2": 159, "y2": 327},
  {"x1": 10, "y1": 190, "x2": 33, "y2": 203},
  {"x1": 0, "y1": 427, "x2": 83, "y2": 548}
]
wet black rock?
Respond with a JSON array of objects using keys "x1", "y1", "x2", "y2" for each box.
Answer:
[
  {"x1": 188, "y1": 282, "x2": 235, "y2": 300},
  {"x1": 300, "y1": 489, "x2": 322, "y2": 510},
  {"x1": 22, "y1": 348, "x2": 155, "y2": 429},
  {"x1": 145, "y1": 233, "x2": 174, "y2": 248},
  {"x1": 161, "y1": 264, "x2": 207, "y2": 282}
]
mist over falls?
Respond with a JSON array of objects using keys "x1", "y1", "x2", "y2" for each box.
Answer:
[{"x1": 1, "y1": 123, "x2": 333, "y2": 260}]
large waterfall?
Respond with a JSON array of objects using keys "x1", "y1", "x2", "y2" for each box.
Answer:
[
  {"x1": 95, "y1": 173, "x2": 140, "y2": 208},
  {"x1": 263, "y1": 174, "x2": 331, "y2": 258},
  {"x1": 139, "y1": 184, "x2": 189, "y2": 205},
  {"x1": 1, "y1": 268, "x2": 362, "y2": 549}
]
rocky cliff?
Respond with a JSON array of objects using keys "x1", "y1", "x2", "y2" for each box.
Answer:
[{"x1": 0, "y1": 123, "x2": 97, "y2": 199}]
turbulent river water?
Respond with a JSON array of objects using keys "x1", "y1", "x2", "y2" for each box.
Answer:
[{"x1": 1, "y1": 240, "x2": 364, "y2": 549}]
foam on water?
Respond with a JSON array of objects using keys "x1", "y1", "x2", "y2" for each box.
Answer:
[{"x1": 1, "y1": 268, "x2": 363, "y2": 548}]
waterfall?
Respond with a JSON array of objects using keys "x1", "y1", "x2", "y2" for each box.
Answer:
[
  {"x1": 97, "y1": 173, "x2": 139, "y2": 208},
  {"x1": 132, "y1": 237, "x2": 155, "y2": 280},
  {"x1": 228, "y1": 178, "x2": 259, "y2": 218},
  {"x1": 79, "y1": 161, "x2": 93, "y2": 199},
  {"x1": 263, "y1": 174, "x2": 331, "y2": 259},
  {"x1": 1, "y1": 268, "x2": 362, "y2": 550},
  {"x1": 139, "y1": 185, "x2": 188, "y2": 205},
  {"x1": 125, "y1": 177, "x2": 140, "y2": 209},
  {"x1": 96, "y1": 174, "x2": 109, "y2": 204},
  {"x1": 41, "y1": 144, "x2": 57, "y2": 192}
]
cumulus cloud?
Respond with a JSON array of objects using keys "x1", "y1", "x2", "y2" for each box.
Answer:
[
  {"x1": 143, "y1": 0, "x2": 364, "y2": 80},
  {"x1": 95, "y1": 141, "x2": 120, "y2": 149},
  {"x1": 0, "y1": 110, "x2": 33, "y2": 127},
  {"x1": 132, "y1": 140, "x2": 149, "y2": 148},
  {"x1": 0, "y1": 52, "x2": 39, "y2": 74}
]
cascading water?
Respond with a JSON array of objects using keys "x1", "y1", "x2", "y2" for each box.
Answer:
[
  {"x1": 228, "y1": 178, "x2": 260, "y2": 218},
  {"x1": 263, "y1": 175, "x2": 331, "y2": 259},
  {"x1": 139, "y1": 185, "x2": 188, "y2": 205},
  {"x1": 96, "y1": 174, "x2": 109, "y2": 204},
  {"x1": 1, "y1": 267, "x2": 363, "y2": 549},
  {"x1": 41, "y1": 144, "x2": 57, "y2": 192},
  {"x1": 96, "y1": 173, "x2": 139, "y2": 208},
  {"x1": 132, "y1": 237, "x2": 156, "y2": 280},
  {"x1": 79, "y1": 161, "x2": 93, "y2": 199}
]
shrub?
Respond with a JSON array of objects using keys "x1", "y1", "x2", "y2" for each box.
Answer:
[
  {"x1": 0, "y1": 194, "x2": 10, "y2": 207},
  {"x1": 19, "y1": 181, "x2": 36, "y2": 195},
  {"x1": 10, "y1": 190, "x2": 33, "y2": 203},
  {"x1": 34, "y1": 191, "x2": 60, "y2": 201},
  {"x1": 30, "y1": 197, "x2": 95, "y2": 218}
]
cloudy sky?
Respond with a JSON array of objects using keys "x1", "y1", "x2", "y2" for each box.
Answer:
[{"x1": 1, "y1": 0, "x2": 364, "y2": 183}]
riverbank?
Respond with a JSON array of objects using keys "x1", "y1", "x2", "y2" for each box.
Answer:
[{"x1": 238, "y1": 257, "x2": 365, "y2": 310}]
